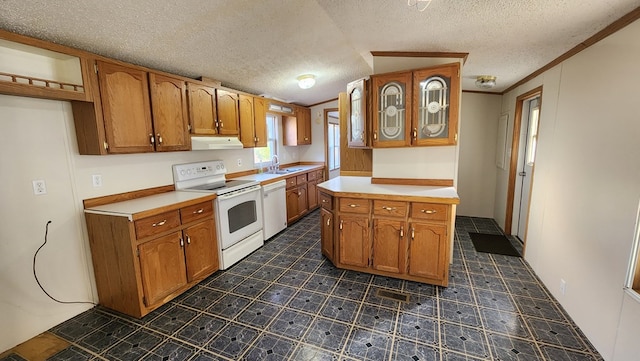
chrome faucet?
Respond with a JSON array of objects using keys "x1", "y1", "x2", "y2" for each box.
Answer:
[{"x1": 271, "y1": 154, "x2": 280, "y2": 173}]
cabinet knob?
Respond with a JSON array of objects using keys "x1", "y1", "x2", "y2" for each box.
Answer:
[
  {"x1": 180, "y1": 238, "x2": 184, "y2": 247},
  {"x1": 420, "y1": 209, "x2": 437, "y2": 214},
  {"x1": 152, "y1": 219, "x2": 167, "y2": 227},
  {"x1": 326, "y1": 218, "x2": 331, "y2": 226},
  {"x1": 304, "y1": 137, "x2": 309, "y2": 141},
  {"x1": 186, "y1": 235, "x2": 191, "y2": 244},
  {"x1": 156, "y1": 133, "x2": 163, "y2": 144},
  {"x1": 348, "y1": 204, "x2": 359, "y2": 208},
  {"x1": 339, "y1": 219, "x2": 343, "y2": 230},
  {"x1": 219, "y1": 121, "x2": 224, "y2": 128},
  {"x1": 373, "y1": 132, "x2": 377, "y2": 140},
  {"x1": 298, "y1": 192, "x2": 301, "y2": 196},
  {"x1": 193, "y1": 208, "x2": 204, "y2": 214},
  {"x1": 382, "y1": 206, "x2": 396, "y2": 211},
  {"x1": 413, "y1": 128, "x2": 417, "y2": 139},
  {"x1": 400, "y1": 226, "x2": 404, "y2": 238},
  {"x1": 411, "y1": 228, "x2": 415, "y2": 239},
  {"x1": 149, "y1": 134, "x2": 155, "y2": 145}
]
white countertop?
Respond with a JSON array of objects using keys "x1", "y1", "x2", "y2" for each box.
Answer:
[
  {"x1": 233, "y1": 164, "x2": 323, "y2": 183},
  {"x1": 317, "y1": 176, "x2": 460, "y2": 203},
  {"x1": 84, "y1": 191, "x2": 215, "y2": 219}
]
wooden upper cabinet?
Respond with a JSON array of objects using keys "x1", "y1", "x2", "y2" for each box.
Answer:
[
  {"x1": 371, "y1": 71, "x2": 412, "y2": 148},
  {"x1": 347, "y1": 78, "x2": 370, "y2": 148},
  {"x1": 253, "y1": 97, "x2": 268, "y2": 147},
  {"x1": 361, "y1": 62, "x2": 460, "y2": 148},
  {"x1": 187, "y1": 82, "x2": 217, "y2": 135},
  {"x1": 239, "y1": 94, "x2": 255, "y2": 147},
  {"x1": 283, "y1": 106, "x2": 312, "y2": 146},
  {"x1": 97, "y1": 60, "x2": 154, "y2": 153},
  {"x1": 216, "y1": 89, "x2": 239, "y2": 136},
  {"x1": 297, "y1": 106, "x2": 311, "y2": 144},
  {"x1": 239, "y1": 95, "x2": 268, "y2": 148},
  {"x1": 412, "y1": 62, "x2": 460, "y2": 146},
  {"x1": 149, "y1": 73, "x2": 190, "y2": 151}
]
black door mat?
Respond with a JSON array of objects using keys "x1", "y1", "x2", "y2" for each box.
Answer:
[{"x1": 469, "y1": 232, "x2": 521, "y2": 257}]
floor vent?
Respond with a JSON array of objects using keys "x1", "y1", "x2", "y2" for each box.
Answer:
[{"x1": 376, "y1": 289, "x2": 410, "y2": 303}]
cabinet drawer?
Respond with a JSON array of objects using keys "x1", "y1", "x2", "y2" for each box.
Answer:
[
  {"x1": 410, "y1": 203, "x2": 448, "y2": 222},
  {"x1": 373, "y1": 200, "x2": 407, "y2": 218},
  {"x1": 339, "y1": 198, "x2": 370, "y2": 214},
  {"x1": 296, "y1": 174, "x2": 307, "y2": 184},
  {"x1": 180, "y1": 201, "x2": 213, "y2": 224},
  {"x1": 307, "y1": 170, "x2": 317, "y2": 181},
  {"x1": 286, "y1": 176, "x2": 297, "y2": 189},
  {"x1": 135, "y1": 210, "x2": 181, "y2": 239},
  {"x1": 319, "y1": 192, "x2": 333, "y2": 210}
]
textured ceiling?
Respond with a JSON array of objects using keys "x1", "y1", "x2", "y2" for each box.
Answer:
[{"x1": 0, "y1": 0, "x2": 638, "y2": 106}]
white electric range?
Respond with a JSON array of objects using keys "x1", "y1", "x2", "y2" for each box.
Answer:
[{"x1": 173, "y1": 160, "x2": 263, "y2": 270}]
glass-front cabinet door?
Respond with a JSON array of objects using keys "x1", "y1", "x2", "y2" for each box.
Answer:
[
  {"x1": 371, "y1": 72, "x2": 412, "y2": 147},
  {"x1": 347, "y1": 78, "x2": 369, "y2": 148},
  {"x1": 412, "y1": 63, "x2": 460, "y2": 146}
]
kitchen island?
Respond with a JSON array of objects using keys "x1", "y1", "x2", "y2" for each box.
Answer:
[{"x1": 317, "y1": 176, "x2": 460, "y2": 287}]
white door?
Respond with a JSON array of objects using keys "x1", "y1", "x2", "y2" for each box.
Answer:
[
  {"x1": 326, "y1": 110, "x2": 340, "y2": 179},
  {"x1": 515, "y1": 97, "x2": 540, "y2": 240}
]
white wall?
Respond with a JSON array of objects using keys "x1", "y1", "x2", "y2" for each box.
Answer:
[
  {"x1": 299, "y1": 99, "x2": 338, "y2": 165},
  {"x1": 0, "y1": 92, "x2": 310, "y2": 352},
  {"x1": 493, "y1": 19, "x2": 640, "y2": 360},
  {"x1": 456, "y1": 92, "x2": 502, "y2": 217}
]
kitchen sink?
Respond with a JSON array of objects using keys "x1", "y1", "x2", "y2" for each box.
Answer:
[{"x1": 270, "y1": 168, "x2": 303, "y2": 174}]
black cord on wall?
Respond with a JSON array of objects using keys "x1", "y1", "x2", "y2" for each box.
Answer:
[{"x1": 33, "y1": 221, "x2": 96, "y2": 306}]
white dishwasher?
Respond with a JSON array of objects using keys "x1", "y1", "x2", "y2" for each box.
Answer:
[{"x1": 262, "y1": 180, "x2": 287, "y2": 240}]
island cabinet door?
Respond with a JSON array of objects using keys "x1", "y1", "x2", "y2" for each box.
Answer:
[
  {"x1": 138, "y1": 231, "x2": 188, "y2": 307},
  {"x1": 407, "y1": 222, "x2": 447, "y2": 280},
  {"x1": 183, "y1": 219, "x2": 218, "y2": 283},
  {"x1": 338, "y1": 214, "x2": 370, "y2": 268},
  {"x1": 372, "y1": 218, "x2": 406, "y2": 274},
  {"x1": 320, "y1": 208, "x2": 334, "y2": 262}
]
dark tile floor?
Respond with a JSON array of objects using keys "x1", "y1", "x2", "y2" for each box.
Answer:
[{"x1": 2, "y1": 211, "x2": 603, "y2": 360}]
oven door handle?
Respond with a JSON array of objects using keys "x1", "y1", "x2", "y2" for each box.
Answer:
[{"x1": 217, "y1": 186, "x2": 261, "y2": 201}]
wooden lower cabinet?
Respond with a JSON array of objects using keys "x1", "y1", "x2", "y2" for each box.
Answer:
[
  {"x1": 138, "y1": 231, "x2": 188, "y2": 307},
  {"x1": 372, "y1": 218, "x2": 406, "y2": 274},
  {"x1": 323, "y1": 194, "x2": 453, "y2": 286},
  {"x1": 184, "y1": 219, "x2": 219, "y2": 281},
  {"x1": 285, "y1": 167, "x2": 324, "y2": 225},
  {"x1": 286, "y1": 186, "x2": 307, "y2": 224},
  {"x1": 338, "y1": 214, "x2": 370, "y2": 268},
  {"x1": 407, "y1": 221, "x2": 447, "y2": 280},
  {"x1": 85, "y1": 200, "x2": 219, "y2": 318},
  {"x1": 320, "y1": 207, "x2": 334, "y2": 261}
]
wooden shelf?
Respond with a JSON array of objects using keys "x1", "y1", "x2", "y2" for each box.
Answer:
[{"x1": 0, "y1": 71, "x2": 87, "y2": 101}]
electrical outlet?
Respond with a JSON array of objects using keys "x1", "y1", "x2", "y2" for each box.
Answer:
[
  {"x1": 32, "y1": 179, "x2": 47, "y2": 195},
  {"x1": 237, "y1": 158, "x2": 242, "y2": 167},
  {"x1": 92, "y1": 174, "x2": 103, "y2": 188},
  {"x1": 560, "y1": 279, "x2": 567, "y2": 295}
]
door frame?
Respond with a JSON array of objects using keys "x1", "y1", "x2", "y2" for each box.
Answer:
[
  {"x1": 504, "y1": 86, "x2": 543, "y2": 244},
  {"x1": 324, "y1": 108, "x2": 339, "y2": 177}
]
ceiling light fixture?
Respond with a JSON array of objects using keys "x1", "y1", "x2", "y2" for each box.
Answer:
[
  {"x1": 475, "y1": 75, "x2": 497, "y2": 89},
  {"x1": 408, "y1": 0, "x2": 432, "y2": 12},
  {"x1": 297, "y1": 74, "x2": 316, "y2": 89}
]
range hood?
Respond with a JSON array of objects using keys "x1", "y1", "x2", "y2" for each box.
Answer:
[{"x1": 191, "y1": 136, "x2": 243, "y2": 150}]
